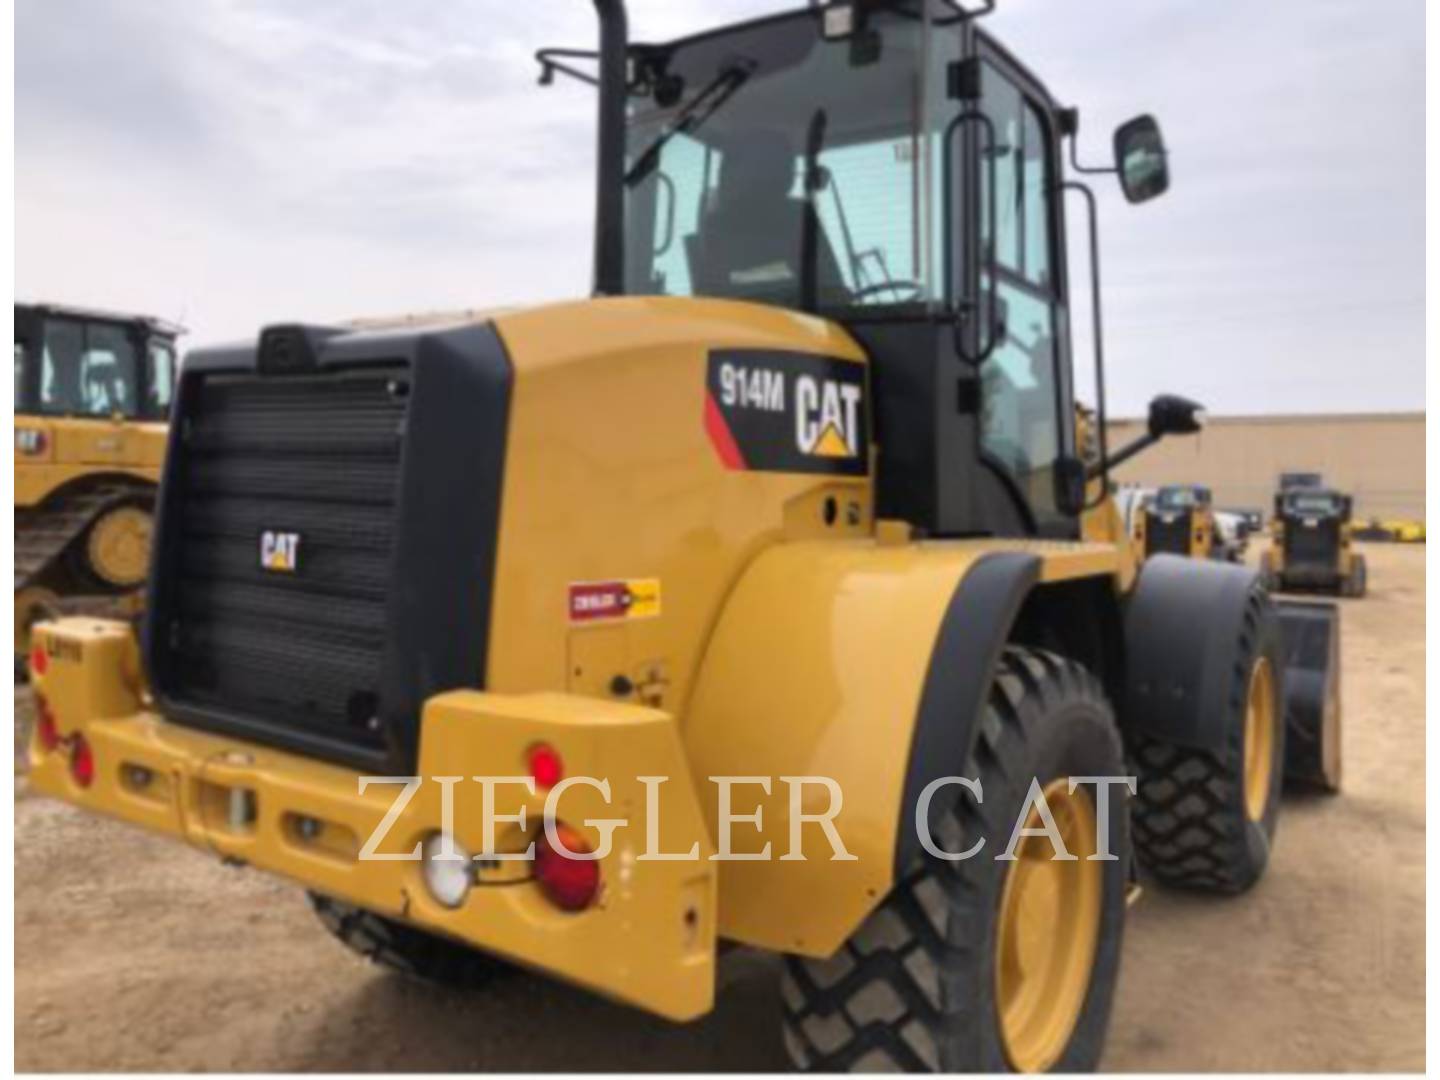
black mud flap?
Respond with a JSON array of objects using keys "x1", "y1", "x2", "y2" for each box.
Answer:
[{"x1": 1276, "y1": 600, "x2": 1342, "y2": 792}]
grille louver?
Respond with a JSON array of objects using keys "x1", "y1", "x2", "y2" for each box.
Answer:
[{"x1": 163, "y1": 370, "x2": 408, "y2": 755}]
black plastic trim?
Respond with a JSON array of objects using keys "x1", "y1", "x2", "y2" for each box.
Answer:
[
  {"x1": 1121, "y1": 555, "x2": 1260, "y2": 752},
  {"x1": 143, "y1": 320, "x2": 513, "y2": 774},
  {"x1": 893, "y1": 551, "x2": 1040, "y2": 876}
]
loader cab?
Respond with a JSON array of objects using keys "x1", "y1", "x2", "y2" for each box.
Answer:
[{"x1": 606, "y1": 1, "x2": 1172, "y2": 540}]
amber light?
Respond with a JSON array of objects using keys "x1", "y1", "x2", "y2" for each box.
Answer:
[
  {"x1": 35, "y1": 696, "x2": 60, "y2": 753},
  {"x1": 70, "y1": 734, "x2": 95, "y2": 788},
  {"x1": 528, "y1": 744, "x2": 564, "y2": 789},
  {"x1": 534, "y1": 823, "x2": 600, "y2": 912}
]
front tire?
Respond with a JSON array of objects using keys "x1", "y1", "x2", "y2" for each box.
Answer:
[
  {"x1": 1342, "y1": 554, "x2": 1367, "y2": 598},
  {"x1": 781, "y1": 649, "x2": 1129, "y2": 1073},
  {"x1": 1130, "y1": 584, "x2": 1285, "y2": 893}
]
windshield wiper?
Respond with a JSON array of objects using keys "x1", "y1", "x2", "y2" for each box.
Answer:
[{"x1": 625, "y1": 59, "x2": 755, "y2": 187}]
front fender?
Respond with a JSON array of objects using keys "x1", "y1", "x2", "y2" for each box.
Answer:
[
  {"x1": 1122, "y1": 554, "x2": 1263, "y2": 751},
  {"x1": 683, "y1": 539, "x2": 1041, "y2": 957}
]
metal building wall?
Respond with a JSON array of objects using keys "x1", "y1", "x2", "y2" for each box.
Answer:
[{"x1": 1104, "y1": 412, "x2": 1425, "y2": 519}]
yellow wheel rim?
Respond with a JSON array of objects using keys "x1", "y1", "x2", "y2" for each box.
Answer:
[
  {"x1": 15, "y1": 586, "x2": 61, "y2": 656},
  {"x1": 1243, "y1": 657, "x2": 1276, "y2": 821},
  {"x1": 996, "y1": 779, "x2": 1102, "y2": 1073},
  {"x1": 87, "y1": 506, "x2": 153, "y2": 589}
]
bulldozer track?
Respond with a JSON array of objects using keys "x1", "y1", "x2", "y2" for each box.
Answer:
[{"x1": 14, "y1": 483, "x2": 155, "y2": 592}]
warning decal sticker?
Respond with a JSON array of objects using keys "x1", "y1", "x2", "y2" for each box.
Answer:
[
  {"x1": 704, "y1": 351, "x2": 869, "y2": 477},
  {"x1": 568, "y1": 579, "x2": 662, "y2": 624}
]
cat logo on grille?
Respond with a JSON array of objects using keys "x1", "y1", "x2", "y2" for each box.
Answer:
[{"x1": 260, "y1": 530, "x2": 302, "y2": 574}]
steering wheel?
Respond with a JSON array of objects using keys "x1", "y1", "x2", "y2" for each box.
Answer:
[{"x1": 851, "y1": 280, "x2": 925, "y2": 304}]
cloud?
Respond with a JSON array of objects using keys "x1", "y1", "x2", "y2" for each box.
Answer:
[{"x1": 15, "y1": 0, "x2": 1424, "y2": 415}]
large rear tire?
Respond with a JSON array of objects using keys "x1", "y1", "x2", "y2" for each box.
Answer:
[
  {"x1": 1130, "y1": 584, "x2": 1285, "y2": 894},
  {"x1": 781, "y1": 649, "x2": 1129, "y2": 1073},
  {"x1": 308, "y1": 893, "x2": 514, "y2": 989}
]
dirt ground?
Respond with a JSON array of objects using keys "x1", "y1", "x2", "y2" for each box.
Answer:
[{"x1": 13, "y1": 543, "x2": 1425, "y2": 1072}]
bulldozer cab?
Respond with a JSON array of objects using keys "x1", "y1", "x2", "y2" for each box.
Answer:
[
  {"x1": 14, "y1": 303, "x2": 179, "y2": 424},
  {"x1": 594, "y1": 0, "x2": 1171, "y2": 541}
]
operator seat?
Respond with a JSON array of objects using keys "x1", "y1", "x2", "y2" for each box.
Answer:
[{"x1": 690, "y1": 131, "x2": 848, "y2": 309}]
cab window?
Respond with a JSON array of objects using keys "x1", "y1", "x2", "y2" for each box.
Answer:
[
  {"x1": 147, "y1": 339, "x2": 177, "y2": 418},
  {"x1": 40, "y1": 319, "x2": 140, "y2": 417},
  {"x1": 977, "y1": 63, "x2": 1063, "y2": 523}
]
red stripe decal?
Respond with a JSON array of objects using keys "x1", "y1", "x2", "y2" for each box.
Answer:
[{"x1": 704, "y1": 391, "x2": 747, "y2": 471}]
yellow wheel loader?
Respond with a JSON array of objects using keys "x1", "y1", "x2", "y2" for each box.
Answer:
[
  {"x1": 27, "y1": 2, "x2": 1341, "y2": 1072},
  {"x1": 1262, "y1": 485, "x2": 1367, "y2": 598},
  {"x1": 14, "y1": 303, "x2": 180, "y2": 674}
]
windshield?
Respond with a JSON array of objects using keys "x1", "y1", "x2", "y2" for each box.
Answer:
[
  {"x1": 622, "y1": 7, "x2": 941, "y2": 313},
  {"x1": 26, "y1": 317, "x2": 143, "y2": 418},
  {"x1": 1155, "y1": 487, "x2": 1203, "y2": 511},
  {"x1": 1288, "y1": 492, "x2": 1341, "y2": 516}
]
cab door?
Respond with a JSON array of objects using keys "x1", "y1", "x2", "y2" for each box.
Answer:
[{"x1": 970, "y1": 37, "x2": 1076, "y2": 537}]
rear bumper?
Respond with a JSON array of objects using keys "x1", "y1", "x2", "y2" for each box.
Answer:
[
  {"x1": 28, "y1": 619, "x2": 717, "y2": 1022},
  {"x1": 1278, "y1": 561, "x2": 1344, "y2": 588}
]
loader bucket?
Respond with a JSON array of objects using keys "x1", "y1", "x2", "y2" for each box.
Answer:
[{"x1": 1276, "y1": 600, "x2": 1342, "y2": 792}]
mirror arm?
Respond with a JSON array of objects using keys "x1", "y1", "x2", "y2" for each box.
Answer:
[
  {"x1": 1092, "y1": 432, "x2": 1156, "y2": 479},
  {"x1": 536, "y1": 48, "x2": 601, "y2": 88},
  {"x1": 1067, "y1": 132, "x2": 1118, "y2": 177}
]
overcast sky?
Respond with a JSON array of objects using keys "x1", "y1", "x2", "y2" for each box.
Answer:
[{"x1": 16, "y1": 0, "x2": 1425, "y2": 416}]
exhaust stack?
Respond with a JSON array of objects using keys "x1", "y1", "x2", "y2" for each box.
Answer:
[{"x1": 592, "y1": 0, "x2": 628, "y2": 296}]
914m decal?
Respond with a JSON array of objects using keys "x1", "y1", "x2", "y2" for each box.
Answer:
[{"x1": 704, "y1": 350, "x2": 868, "y2": 476}]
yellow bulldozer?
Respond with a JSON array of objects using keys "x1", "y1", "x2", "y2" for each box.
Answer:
[
  {"x1": 14, "y1": 302, "x2": 180, "y2": 673},
  {"x1": 27, "y1": 2, "x2": 1342, "y2": 1072}
]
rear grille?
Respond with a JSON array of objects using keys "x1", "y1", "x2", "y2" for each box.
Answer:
[
  {"x1": 1285, "y1": 518, "x2": 1340, "y2": 569},
  {"x1": 160, "y1": 371, "x2": 408, "y2": 755},
  {"x1": 1145, "y1": 511, "x2": 1193, "y2": 557}
]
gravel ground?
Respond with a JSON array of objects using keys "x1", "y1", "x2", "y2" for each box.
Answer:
[{"x1": 13, "y1": 543, "x2": 1425, "y2": 1071}]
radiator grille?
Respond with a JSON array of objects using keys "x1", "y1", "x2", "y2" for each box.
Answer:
[
  {"x1": 160, "y1": 370, "x2": 408, "y2": 754},
  {"x1": 1284, "y1": 517, "x2": 1341, "y2": 569},
  {"x1": 1145, "y1": 511, "x2": 1193, "y2": 558}
]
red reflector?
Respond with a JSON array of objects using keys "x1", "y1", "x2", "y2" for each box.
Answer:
[
  {"x1": 28, "y1": 646, "x2": 48, "y2": 679},
  {"x1": 528, "y1": 744, "x2": 564, "y2": 789},
  {"x1": 534, "y1": 824, "x2": 600, "y2": 912},
  {"x1": 35, "y1": 696, "x2": 60, "y2": 752},
  {"x1": 70, "y1": 734, "x2": 95, "y2": 788}
]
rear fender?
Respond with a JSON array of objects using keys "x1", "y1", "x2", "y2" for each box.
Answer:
[{"x1": 683, "y1": 540, "x2": 1044, "y2": 956}]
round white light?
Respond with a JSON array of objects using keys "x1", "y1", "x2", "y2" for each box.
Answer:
[{"x1": 421, "y1": 833, "x2": 473, "y2": 909}]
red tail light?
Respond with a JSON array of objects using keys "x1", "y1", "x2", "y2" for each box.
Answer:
[
  {"x1": 35, "y1": 696, "x2": 60, "y2": 752},
  {"x1": 70, "y1": 734, "x2": 95, "y2": 788},
  {"x1": 528, "y1": 743, "x2": 564, "y2": 789},
  {"x1": 534, "y1": 823, "x2": 600, "y2": 912},
  {"x1": 28, "y1": 646, "x2": 48, "y2": 679}
]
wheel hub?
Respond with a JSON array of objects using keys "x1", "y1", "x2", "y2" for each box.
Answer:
[
  {"x1": 996, "y1": 778, "x2": 1102, "y2": 1073},
  {"x1": 87, "y1": 506, "x2": 153, "y2": 589},
  {"x1": 1243, "y1": 657, "x2": 1276, "y2": 821}
]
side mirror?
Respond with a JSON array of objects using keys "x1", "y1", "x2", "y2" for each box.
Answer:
[
  {"x1": 1100, "y1": 393, "x2": 1206, "y2": 478},
  {"x1": 1114, "y1": 115, "x2": 1170, "y2": 204},
  {"x1": 1147, "y1": 394, "x2": 1206, "y2": 438}
]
